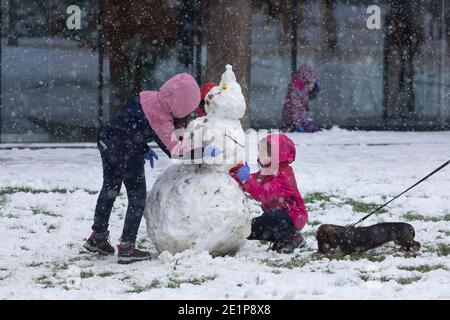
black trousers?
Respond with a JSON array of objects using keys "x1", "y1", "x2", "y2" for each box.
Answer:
[
  {"x1": 92, "y1": 140, "x2": 146, "y2": 243},
  {"x1": 247, "y1": 210, "x2": 297, "y2": 242}
]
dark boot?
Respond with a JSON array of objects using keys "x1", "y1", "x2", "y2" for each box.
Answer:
[
  {"x1": 83, "y1": 231, "x2": 115, "y2": 255},
  {"x1": 117, "y1": 241, "x2": 151, "y2": 264},
  {"x1": 267, "y1": 241, "x2": 282, "y2": 252},
  {"x1": 277, "y1": 235, "x2": 306, "y2": 254}
]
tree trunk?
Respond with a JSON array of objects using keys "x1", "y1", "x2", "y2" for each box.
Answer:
[
  {"x1": 104, "y1": 0, "x2": 128, "y2": 116},
  {"x1": 8, "y1": 0, "x2": 19, "y2": 46},
  {"x1": 383, "y1": 1, "x2": 423, "y2": 123},
  {"x1": 322, "y1": 0, "x2": 337, "y2": 51},
  {"x1": 205, "y1": 0, "x2": 252, "y2": 130},
  {"x1": 176, "y1": 0, "x2": 196, "y2": 69}
]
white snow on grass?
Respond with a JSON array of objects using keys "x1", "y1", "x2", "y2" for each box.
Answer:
[{"x1": 1, "y1": 128, "x2": 449, "y2": 299}]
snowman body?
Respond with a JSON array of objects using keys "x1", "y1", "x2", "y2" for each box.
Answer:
[{"x1": 145, "y1": 65, "x2": 251, "y2": 256}]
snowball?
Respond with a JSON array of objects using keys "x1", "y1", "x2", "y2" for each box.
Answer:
[{"x1": 145, "y1": 164, "x2": 251, "y2": 256}]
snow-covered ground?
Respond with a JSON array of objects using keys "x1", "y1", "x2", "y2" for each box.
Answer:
[{"x1": 1, "y1": 128, "x2": 449, "y2": 299}]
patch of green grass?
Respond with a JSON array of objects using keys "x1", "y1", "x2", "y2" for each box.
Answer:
[
  {"x1": 303, "y1": 192, "x2": 334, "y2": 204},
  {"x1": 52, "y1": 262, "x2": 69, "y2": 271},
  {"x1": 80, "y1": 271, "x2": 94, "y2": 279},
  {"x1": 428, "y1": 244, "x2": 450, "y2": 257},
  {"x1": 27, "y1": 261, "x2": 44, "y2": 267},
  {"x1": 398, "y1": 264, "x2": 448, "y2": 273},
  {"x1": 32, "y1": 207, "x2": 61, "y2": 217},
  {"x1": 35, "y1": 275, "x2": 54, "y2": 288},
  {"x1": 360, "y1": 274, "x2": 422, "y2": 285},
  {"x1": 301, "y1": 230, "x2": 317, "y2": 238},
  {"x1": 166, "y1": 276, "x2": 217, "y2": 289},
  {"x1": 126, "y1": 280, "x2": 161, "y2": 293},
  {"x1": 0, "y1": 195, "x2": 7, "y2": 208},
  {"x1": 136, "y1": 238, "x2": 150, "y2": 250},
  {"x1": 98, "y1": 271, "x2": 116, "y2": 278},
  {"x1": 261, "y1": 254, "x2": 325, "y2": 270},
  {"x1": 393, "y1": 251, "x2": 419, "y2": 259},
  {"x1": 342, "y1": 198, "x2": 386, "y2": 214},
  {"x1": 303, "y1": 192, "x2": 389, "y2": 214},
  {"x1": 0, "y1": 186, "x2": 98, "y2": 196},
  {"x1": 359, "y1": 273, "x2": 384, "y2": 282},
  {"x1": 345, "y1": 251, "x2": 386, "y2": 262},
  {"x1": 83, "y1": 189, "x2": 98, "y2": 195},
  {"x1": 403, "y1": 212, "x2": 450, "y2": 222},
  {"x1": 395, "y1": 276, "x2": 422, "y2": 285},
  {"x1": 0, "y1": 186, "x2": 69, "y2": 196},
  {"x1": 423, "y1": 243, "x2": 450, "y2": 257}
]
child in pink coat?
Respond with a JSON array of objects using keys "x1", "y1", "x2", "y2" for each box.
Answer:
[
  {"x1": 230, "y1": 134, "x2": 308, "y2": 253},
  {"x1": 282, "y1": 64, "x2": 321, "y2": 132}
]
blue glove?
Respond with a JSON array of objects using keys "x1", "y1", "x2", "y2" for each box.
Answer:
[
  {"x1": 144, "y1": 148, "x2": 159, "y2": 169},
  {"x1": 236, "y1": 162, "x2": 250, "y2": 183},
  {"x1": 313, "y1": 80, "x2": 320, "y2": 93},
  {"x1": 204, "y1": 145, "x2": 223, "y2": 157}
]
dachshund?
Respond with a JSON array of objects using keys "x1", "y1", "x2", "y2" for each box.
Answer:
[{"x1": 316, "y1": 222, "x2": 421, "y2": 257}]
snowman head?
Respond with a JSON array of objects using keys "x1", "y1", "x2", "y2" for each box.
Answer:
[{"x1": 204, "y1": 65, "x2": 246, "y2": 120}]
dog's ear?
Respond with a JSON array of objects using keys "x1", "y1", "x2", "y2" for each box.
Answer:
[{"x1": 316, "y1": 226, "x2": 328, "y2": 253}]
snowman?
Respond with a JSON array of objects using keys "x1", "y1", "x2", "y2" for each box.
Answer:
[
  {"x1": 187, "y1": 64, "x2": 246, "y2": 167},
  {"x1": 144, "y1": 65, "x2": 251, "y2": 257}
]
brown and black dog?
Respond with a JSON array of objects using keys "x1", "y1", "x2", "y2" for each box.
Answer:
[{"x1": 316, "y1": 222, "x2": 420, "y2": 257}]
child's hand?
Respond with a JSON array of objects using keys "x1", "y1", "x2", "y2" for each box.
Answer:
[
  {"x1": 236, "y1": 162, "x2": 250, "y2": 183},
  {"x1": 203, "y1": 145, "x2": 222, "y2": 157},
  {"x1": 144, "y1": 148, "x2": 159, "y2": 169}
]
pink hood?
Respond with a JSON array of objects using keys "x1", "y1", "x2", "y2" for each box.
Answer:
[
  {"x1": 139, "y1": 73, "x2": 200, "y2": 155},
  {"x1": 267, "y1": 134, "x2": 296, "y2": 165}
]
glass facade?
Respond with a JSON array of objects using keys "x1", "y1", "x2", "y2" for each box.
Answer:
[{"x1": 1, "y1": 0, "x2": 449, "y2": 143}]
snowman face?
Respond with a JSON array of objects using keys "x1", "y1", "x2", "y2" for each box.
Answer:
[{"x1": 204, "y1": 83, "x2": 245, "y2": 120}]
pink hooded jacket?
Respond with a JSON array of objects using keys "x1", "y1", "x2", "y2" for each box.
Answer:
[
  {"x1": 139, "y1": 73, "x2": 201, "y2": 156},
  {"x1": 282, "y1": 64, "x2": 318, "y2": 130},
  {"x1": 230, "y1": 134, "x2": 308, "y2": 230}
]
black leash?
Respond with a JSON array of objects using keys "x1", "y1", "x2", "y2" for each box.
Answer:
[{"x1": 352, "y1": 160, "x2": 450, "y2": 226}]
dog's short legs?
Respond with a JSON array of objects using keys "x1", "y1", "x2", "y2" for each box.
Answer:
[
  {"x1": 410, "y1": 241, "x2": 421, "y2": 252},
  {"x1": 327, "y1": 250, "x2": 346, "y2": 259},
  {"x1": 401, "y1": 240, "x2": 421, "y2": 252}
]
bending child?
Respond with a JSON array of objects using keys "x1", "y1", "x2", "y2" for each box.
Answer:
[{"x1": 229, "y1": 134, "x2": 308, "y2": 254}]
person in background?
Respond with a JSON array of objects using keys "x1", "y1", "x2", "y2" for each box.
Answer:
[{"x1": 282, "y1": 64, "x2": 321, "y2": 133}]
